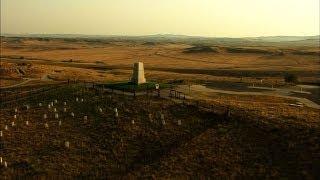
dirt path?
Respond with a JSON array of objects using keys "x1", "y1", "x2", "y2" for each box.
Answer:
[
  {"x1": 176, "y1": 85, "x2": 320, "y2": 109},
  {"x1": 0, "y1": 78, "x2": 34, "y2": 89},
  {"x1": 0, "y1": 73, "x2": 53, "y2": 89},
  {"x1": 41, "y1": 74, "x2": 53, "y2": 81}
]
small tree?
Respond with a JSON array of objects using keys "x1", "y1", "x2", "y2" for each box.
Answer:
[{"x1": 284, "y1": 73, "x2": 298, "y2": 84}]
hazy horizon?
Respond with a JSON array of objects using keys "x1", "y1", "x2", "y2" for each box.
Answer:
[
  {"x1": 1, "y1": 0, "x2": 319, "y2": 38},
  {"x1": 1, "y1": 33, "x2": 320, "y2": 39}
]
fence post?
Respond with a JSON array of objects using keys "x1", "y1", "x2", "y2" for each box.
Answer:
[{"x1": 224, "y1": 107, "x2": 231, "y2": 121}]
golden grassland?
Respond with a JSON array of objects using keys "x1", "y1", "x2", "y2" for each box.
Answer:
[
  {"x1": 1, "y1": 37, "x2": 319, "y2": 119},
  {"x1": 1, "y1": 38, "x2": 319, "y2": 71},
  {"x1": 1, "y1": 37, "x2": 319, "y2": 87},
  {"x1": 0, "y1": 35, "x2": 319, "y2": 178}
]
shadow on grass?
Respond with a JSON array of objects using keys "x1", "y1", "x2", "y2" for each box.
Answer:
[{"x1": 103, "y1": 82, "x2": 170, "y2": 92}]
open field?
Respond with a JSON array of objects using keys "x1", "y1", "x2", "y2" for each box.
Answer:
[
  {"x1": 1, "y1": 36, "x2": 319, "y2": 107},
  {"x1": 0, "y1": 36, "x2": 319, "y2": 178},
  {"x1": 1, "y1": 37, "x2": 319, "y2": 77}
]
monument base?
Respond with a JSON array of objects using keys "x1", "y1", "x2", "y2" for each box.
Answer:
[{"x1": 131, "y1": 62, "x2": 146, "y2": 85}]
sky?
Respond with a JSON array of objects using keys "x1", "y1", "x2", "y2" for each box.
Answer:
[{"x1": 1, "y1": 0, "x2": 319, "y2": 37}]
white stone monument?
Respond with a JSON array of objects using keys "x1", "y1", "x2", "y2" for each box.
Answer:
[{"x1": 131, "y1": 62, "x2": 146, "y2": 85}]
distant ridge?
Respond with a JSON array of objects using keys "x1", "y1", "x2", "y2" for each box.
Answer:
[
  {"x1": 1, "y1": 33, "x2": 319, "y2": 42},
  {"x1": 245, "y1": 35, "x2": 320, "y2": 42},
  {"x1": 1, "y1": 34, "x2": 319, "y2": 47}
]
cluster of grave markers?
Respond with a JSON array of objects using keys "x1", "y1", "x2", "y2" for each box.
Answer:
[
  {"x1": 0, "y1": 86, "x2": 184, "y2": 172},
  {"x1": 0, "y1": 96, "x2": 88, "y2": 169},
  {"x1": 0, "y1": 97, "x2": 181, "y2": 171}
]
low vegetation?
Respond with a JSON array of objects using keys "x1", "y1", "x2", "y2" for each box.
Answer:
[
  {"x1": 0, "y1": 84, "x2": 319, "y2": 178},
  {"x1": 102, "y1": 82, "x2": 170, "y2": 92},
  {"x1": 292, "y1": 50, "x2": 320, "y2": 56},
  {"x1": 226, "y1": 47, "x2": 279, "y2": 54},
  {"x1": 183, "y1": 46, "x2": 219, "y2": 53},
  {"x1": 284, "y1": 73, "x2": 299, "y2": 84}
]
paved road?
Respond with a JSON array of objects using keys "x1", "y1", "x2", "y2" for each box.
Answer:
[
  {"x1": 249, "y1": 86, "x2": 311, "y2": 95},
  {"x1": 176, "y1": 85, "x2": 320, "y2": 109}
]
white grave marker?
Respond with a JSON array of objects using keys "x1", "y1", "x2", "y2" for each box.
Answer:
[
  {"x1": 162, "y1": 120, "x2": 166, "y2": 125},
  {"x1": 160, "y1": 114, "x2": 164, "y2": 121},
  {"x1": 114, "y1": 108, "x2": 119, "y2": 117},
  {"x1": 65, "y1": 141, "x2": 70, "y2": 148}
]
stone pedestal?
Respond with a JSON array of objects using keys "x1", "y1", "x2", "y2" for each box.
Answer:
[{"x1": 131, "y1": 62, "x2": 146, "y2": 84}]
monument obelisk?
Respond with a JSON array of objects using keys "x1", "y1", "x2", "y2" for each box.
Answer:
[{"x1": 131, "y1": 62, "x2": 146, "y2": 84}]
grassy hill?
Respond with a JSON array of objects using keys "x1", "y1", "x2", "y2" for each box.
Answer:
[{"x1": 0, "y1": 84, "x2": 319, "y2": 178}]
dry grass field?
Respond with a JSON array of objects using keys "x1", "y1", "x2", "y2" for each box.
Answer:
[
  {"x1": 1, "y1": 37, "x2": 319, "y2": 80},
  {"x1": 0, "y1": 84, "x2": 319, "y2": 178},
  {"x1": 0, "y1": 36, "x2": 319, "y2": 178},
  {"x1": 1, "y1": 36, "x2": 318, "y2": 103}
]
